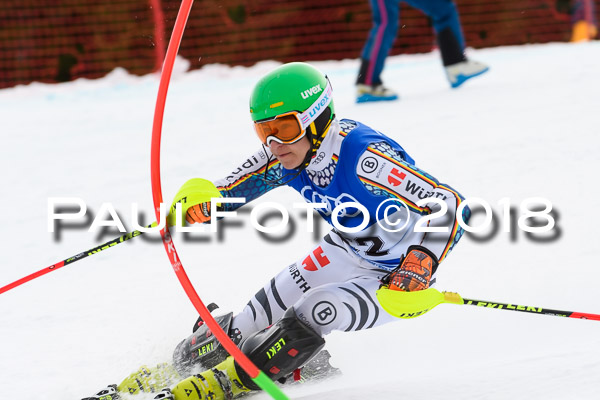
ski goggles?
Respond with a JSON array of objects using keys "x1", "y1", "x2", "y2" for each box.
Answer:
[{"x1": 254, "y1": 79, "x2": 333, "y2": 146}]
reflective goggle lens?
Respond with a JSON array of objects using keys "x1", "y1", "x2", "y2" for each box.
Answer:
[{"x1": 254, "y1": 113, "x2": 304, "y2": 145}]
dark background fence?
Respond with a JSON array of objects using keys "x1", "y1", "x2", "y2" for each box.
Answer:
[{"x1": 0, "y1": 0, "x2": 596, "y2": 89}]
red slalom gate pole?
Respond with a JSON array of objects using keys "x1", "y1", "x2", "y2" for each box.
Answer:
[
  {"x1": 149, "y1": 0, "x2": 166, "y2": 72},
  {"x1": 148, "y1": 1, "x2": 288, "y2": 398}
]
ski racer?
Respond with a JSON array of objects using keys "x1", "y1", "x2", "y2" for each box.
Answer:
[{"x1": 84, "y1": 62, "x2": 470, "y2": 400}]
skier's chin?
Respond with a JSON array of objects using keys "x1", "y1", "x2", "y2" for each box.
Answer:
[{"x1": 277, "y1": 155, "x2": 302, "y2": 169}]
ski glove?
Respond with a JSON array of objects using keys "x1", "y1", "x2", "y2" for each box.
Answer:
[
  {"x1": 384, "y1": 245, "x2": 439, "y2": 292},
  {"x1": 167, "y1": 178, "x2": 222, "y2": 226}
]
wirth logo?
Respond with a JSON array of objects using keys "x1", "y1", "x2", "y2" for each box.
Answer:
[
  {"x1": 300, "y1": 84, "x2": 322, "y2": 99},
  {"x1": 387, "y1": 168, "x2": 407, "y2": 187},
  {"x1": 289, "y1": 264, "x2": 311, "y2": 293},
  {"x1": 405, "y1": 180, "x2": 448, "y2": 201}
]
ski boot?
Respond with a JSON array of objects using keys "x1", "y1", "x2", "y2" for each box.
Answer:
[
  {"x1": 115, "y1": 305, "x2": 234, "y2": 397},
  {"x1": 161, "y1": 351, "x2": 340, "y2": 400},
  {"x1": 173, "y1": 307, "x2": 236, "y2": 376},
  {"x1": 445, "y1": 60, "x2": 489, "y2": 88},
  {"x1": 169, "y1": 307, "x2": 325, "y2": 400},
  {"x1": 169, "y1": 355, "x2": 251, "y2": 400},
  {"x1": 435, "y1": 26, "x2": 489, "y2": 89},
  {"x1": 356, "y1": 84, "x2": 399, "y2": 103}
]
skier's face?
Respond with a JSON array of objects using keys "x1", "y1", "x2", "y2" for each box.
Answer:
[{"x1": 269, "y1": 136, "x2": 310, "y2": 169}]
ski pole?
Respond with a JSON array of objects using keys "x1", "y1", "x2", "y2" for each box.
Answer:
[
  {"x1": 458, "y1": 295, "x2": 600, "y2": 321},
  {"x1": 376, "y1": 287, "x2": 600, "y2": 321},
  {"x1": 0, "y1": 223, "x2": 155, "y2": 295}
]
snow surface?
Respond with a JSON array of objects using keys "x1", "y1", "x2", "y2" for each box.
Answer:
[{"x1": 1, "y1": 42, "x2": 599, "y2": 400}]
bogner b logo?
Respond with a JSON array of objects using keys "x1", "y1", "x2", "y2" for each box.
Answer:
[{"x1": 300, "y1": 84, "x2": 322, "y2": 99}]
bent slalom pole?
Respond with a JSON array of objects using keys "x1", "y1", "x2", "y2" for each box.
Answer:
[
  {"x1": 0, "y1": 223, "x2": 155, "y2": 295},
  {"x1": 376, "y1": 287, "x2": 600, "y2": 321},
  {"x1": 149, "y1": 1, "x2": 288, "y2": 399}
]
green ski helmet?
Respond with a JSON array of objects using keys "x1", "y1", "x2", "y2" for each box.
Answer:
[{"x1": 250, "y1": 62, "x2": 335, "y2": 169}]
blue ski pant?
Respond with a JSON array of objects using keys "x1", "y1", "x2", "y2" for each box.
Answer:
[{"x1": 360, "y1": 0, "x2": 466, "y2": 85}]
